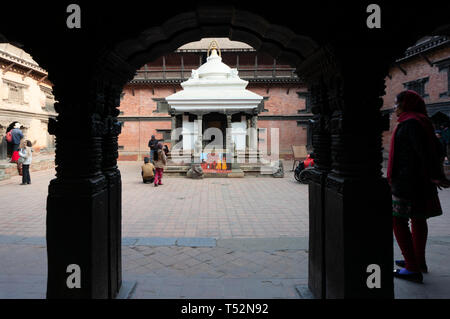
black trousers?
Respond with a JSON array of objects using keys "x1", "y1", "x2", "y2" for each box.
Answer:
[
  {"x1": 143, "y1": 176, "x2": 154, "y2": 184},
  {"x1": 22, "y1": 164, "x2": 31, "y2": 184}
]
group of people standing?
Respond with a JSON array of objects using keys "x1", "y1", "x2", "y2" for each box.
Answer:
[
  {"x1": 5, "y1": 122, "x2": 33, "y2": 185},
  {"x1": 141, "y1": 135, "x2": 168, "y2": 187}
]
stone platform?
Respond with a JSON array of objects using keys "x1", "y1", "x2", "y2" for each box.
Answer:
[
  {"x1": 163, "y1": 155, "x2": 282, "y2": 178},
  {"x1": 0, "y1": 153, "x2": 55, "y2": 181}
]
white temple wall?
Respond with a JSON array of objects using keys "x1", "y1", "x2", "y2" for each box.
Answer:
[
  {"x1": 231, "y1": 116, "x2": 247, "y2": 151},
  {"x1": 182, "y1": 114, "x2": 198, "y2": 151}
]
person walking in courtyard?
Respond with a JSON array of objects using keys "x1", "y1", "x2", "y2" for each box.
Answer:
[
  {"x1": 388, "y1": 90, "x2": 450, "y2": 283},
  {"x1": 141, "y1": 157, "x2": 155, "y2": 184},
  {"x1": 153, "y1": 142, "x2": 167, "y2": 187},
  {"x1": 148, "y1": 135, "x2": 158, "y2": 163},
  {"x1": 18, "y1": 140, "x2": 33, "y2": 185}
]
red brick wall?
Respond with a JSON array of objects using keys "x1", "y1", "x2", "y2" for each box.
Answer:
[
  {"x1": 247, "y1": 84, "x2": 307, "y2": 115},
  {"x1": 258, "y1": 120, "x2": 307, "y2": 159},
  {"x1": 118, "y1": 75, "x2": 308, "y2": 161},
  {"x1": 381, "y1": 46, "x2": 450, "y2": 155}
]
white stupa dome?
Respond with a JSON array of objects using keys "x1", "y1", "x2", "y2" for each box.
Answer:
[
  {"x1": 165, "y1": 41, "x2": 263, "y2": 113},
  {"x1": 197, "y1": 49, "x2": 231, "y2": 79}
]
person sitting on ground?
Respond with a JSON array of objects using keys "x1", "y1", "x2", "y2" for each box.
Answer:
[
  {"x1": 141, "y1": 157, "x2": 155, "y2": 184},
  {"x1": 153, "y1": 142, "x2": 167, "y2": 187}
]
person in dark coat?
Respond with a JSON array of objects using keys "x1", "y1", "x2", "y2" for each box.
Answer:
[
  {"x1": 148, "y1": 135, "x2": 158, "y2": 163},
  {"x1": 388, "y1": 90, "x2": 450, "y2": 283},
  {"x1": 8, "y1": 122, "x2": 23, "y2": 162}
]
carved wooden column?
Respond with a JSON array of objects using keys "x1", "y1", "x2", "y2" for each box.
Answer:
[
  {"x1": 296, "y1": 47, "x2": 334, "y2": 299},
  {"x1": 322, "y1": 59, "x2": 393, "y2": 298},
  {"x1": 95, "y1": 53, "x2": 136, "y2": 298},
  {"x1": 304, "y1": 78, "x2": 332, "y2": 299},
  {"x1": 46, "y1": 86, "x2": 109, "y2": 298},
  {"x1": 101, "y1": 84, "x2": 123, "y2": 299}
]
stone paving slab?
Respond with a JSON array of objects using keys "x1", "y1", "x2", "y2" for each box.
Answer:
[
  {"x1": 177, "y1": 237, "x2": 216, "y2": 247},
  {"x1": 0, "y1": 163, "x2": 310, "y2": 239},
  {"x1": 2, "y1": 162, "x2": 450, "y2": 240},
  {"x1": 1, "y1": 162, "x2": 450, "y2": 299},
  {"x1": 1, "y1": 239, "x2": 450, "y2": 298},
  {"x1": 217, "y1": 237, "x2": 308, "y2": 251},
  {"x1": 135, "y1": 237, "x2": 177, "y2": 246}
]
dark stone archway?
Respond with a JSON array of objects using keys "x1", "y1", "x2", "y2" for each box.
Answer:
[{"x1": 1, "y1": 0, "x2": 449, "y2": 299}]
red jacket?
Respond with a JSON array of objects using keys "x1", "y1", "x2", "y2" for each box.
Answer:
[{"x1": 304, "y1": 155, "x2": 314, "y2": 168}]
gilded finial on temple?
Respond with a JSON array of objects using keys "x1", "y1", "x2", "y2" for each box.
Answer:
[{"x1": 207, "y1": 40, "x2": 221, "y2": 57}]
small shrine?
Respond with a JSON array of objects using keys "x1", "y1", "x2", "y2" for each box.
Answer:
[{"x1": 165, "y1": 40, "x2": 266, "y2": 177}]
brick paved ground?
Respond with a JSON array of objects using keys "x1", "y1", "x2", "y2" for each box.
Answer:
[
  {"x1": 1, "y1": 162, "x2": 450, "y2": 299},
  {"x1": 0, "y1": 162, "x2": 309, "y2": 239}
]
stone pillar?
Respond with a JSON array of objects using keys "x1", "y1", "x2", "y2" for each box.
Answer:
[
  {"x1": 0, "y1": 126, "x2": 7, "y2": 160},
  {"x1": 194, "y1": 113, "x2": 203, "y2": 162},
  {"x1": 249, "y1": 114, "x2": 258, "y2": 163},
  {"x1": 226, "y1": 114, "x2": 232, "y2": 150},
  {"x1": 170, "y1": 113, "x2": 176, "y2": 150},
  {"x1": 226, "y1": 114, "x2": 234, "y2": 166}
]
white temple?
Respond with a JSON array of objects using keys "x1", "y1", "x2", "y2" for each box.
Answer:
[{"x1": 165, "y1": 41, "x2": 264, "y2": 155}]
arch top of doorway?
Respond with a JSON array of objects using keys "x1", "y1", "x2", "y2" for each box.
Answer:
[{"x1": 112, "y1": 7, "x2": 320, "y2": 73}]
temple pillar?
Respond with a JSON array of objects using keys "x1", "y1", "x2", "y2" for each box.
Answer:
[
  {"x1": 45, "y1": 49, "x2": 135, "y2": 298},
  {"x1": 249, "y1": 114, "x2": 258, "y2": 163},
  {"x1": 304, "y1": 79, "x2": 332, "y2": 299},
  {"x1": 226, "y1": 114, "x2": 233, "y2": 151},
  {"x1": 0, "y1": 126, "x2": 7, "y2": 160},
  {"x1": 299, "y1": 45, "x2": 393, "y2": 299},
  {"x1": 323, "y1": 71, "x2": 393, "y2": 298},
  {"x1": 170, "y1": 113, "x2": 176, "y2": 150},
  {"x1": 194, "y1": 113, "x2": 203, "y2": 162},
  {"x1": 100, "y1": 83, "x2": 125, "y2": 299},
  {"x1": 226, "y1": 114, "x2": 234, "y2": 166},
  {"x1": 46, "y1": 92, "x2": 109, "y2": 298}
]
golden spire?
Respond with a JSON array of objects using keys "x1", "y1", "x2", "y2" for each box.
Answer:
[{"x1": 207, "y1": 40, "x2": 221, "y2": 57}]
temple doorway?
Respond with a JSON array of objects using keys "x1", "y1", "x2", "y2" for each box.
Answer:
[{"x1": 202, "y1": 112, "x2": 227, "y2": 149}]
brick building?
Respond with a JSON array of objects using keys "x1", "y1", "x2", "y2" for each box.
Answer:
[
  {"x1": 382, "y1": 35, "x2": 450, "y2": 159},
  {"x1": 118, "y1": 38, "x2": 311, "y2": 161}
]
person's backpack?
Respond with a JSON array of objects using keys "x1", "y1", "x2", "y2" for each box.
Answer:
[{"x1": 5, "y1": 131, "x2": 12, "y2": 143}]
